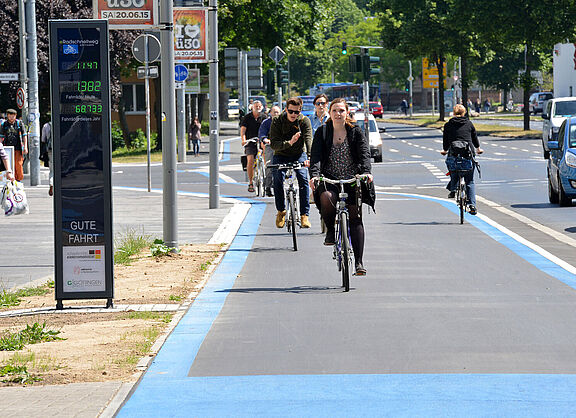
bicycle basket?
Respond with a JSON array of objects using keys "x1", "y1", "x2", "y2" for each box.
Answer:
[{"x1": 446, "y1": 156, "x2": 473, "y2": 172}]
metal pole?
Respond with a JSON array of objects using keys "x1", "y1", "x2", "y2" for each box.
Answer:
[
  {"x1": 361, "y1": 48, "x2": 369, "y2": 135},
  {"x1": 25, "y1": 0, "x2": 40, "y2": 186},
  {"x1": 408, "y1": 60, "x2": 413, "y2": 117},
  {"x1": 160, "y1": 0, "x2": 178, "y2": 248},
  {"x1": 18, "y1": 0, "x2": 29, "y2": 177},
  {"x1": 177, "y1": 86, "x2": 185, "y2": 162},
  {"x1": 432, "y1": 87, "x2": 435, "y2": 116},
  {"x1": 145, "y1": 36, "x2": 151, "y2": 192},
  {"x1": 208, "y1": 0, "x2": 219, "y2": 209},
  {"x1": 242, "y1": 51, "x2": 249, "y2": 110}
]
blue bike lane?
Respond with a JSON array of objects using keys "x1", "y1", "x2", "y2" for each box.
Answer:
[{"x1": 117, "y1": 192, "x2": 576, "y2": 417}]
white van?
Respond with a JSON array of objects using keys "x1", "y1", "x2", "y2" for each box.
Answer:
[{"x1": 542, "y1": 97, "x2": 576, "y2": 159}]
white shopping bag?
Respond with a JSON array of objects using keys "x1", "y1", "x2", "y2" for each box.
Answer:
[{"x1": 1, "y1": 181, "x2": 29, "y2": 216}]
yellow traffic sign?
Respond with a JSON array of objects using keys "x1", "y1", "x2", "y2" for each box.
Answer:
[{"x1": 422, "y1": 58, "x2": 447, "y2": 89}]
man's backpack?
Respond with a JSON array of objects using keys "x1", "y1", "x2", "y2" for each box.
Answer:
[{"x1": 449, "y1": 140, "x2": 472, "y2": 158}]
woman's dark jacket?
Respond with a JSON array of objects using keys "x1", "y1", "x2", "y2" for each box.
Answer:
[
  {"x1": 442, "y1": 116, "x2": 480, "y2": 153},
  {"x1": 310, "y1": 121, "x2": 375, "y2": 210},
  {"x1": 310, "y1": 121, "x2": 371, "y2": 178}
]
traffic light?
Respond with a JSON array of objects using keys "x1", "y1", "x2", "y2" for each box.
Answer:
[
  {"x1": 224, "y1": 47, "x2": 239, "y2": 89},
  {"x1": 277, "y1": 66, "x2": 289, "y2": 87},
  {"x1": 349, "y1": 54, "x2": 361, "y2": 73},
  {"x1": 342, "y1": 41, "x2": 347, "y2": 55},
  {"x1": 266, "y1": 69, "x2": 275, "y2": 95},
  {"x1": 362, "y1": 55, "x2": 380, "y2": 80},
  {"x1": 404, "y1": 81, "x2": 410, "y2": 92}
]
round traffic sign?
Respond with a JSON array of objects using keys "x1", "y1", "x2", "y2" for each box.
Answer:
[
  {"x1": 174, "y1": 64, "x2": 189, "y2": 82},
  {"x1": 16, "y1": 87, "x2": 25, "y2": 109},
  {"x1": 132, "y1": 34, "x2": 161, "y2": 64}
]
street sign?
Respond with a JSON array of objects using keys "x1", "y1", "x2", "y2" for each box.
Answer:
[
  {"x1": 175, "y1": 64, "x2": 189, "y2": 82},
  {"x1": 0, "y1": 73, "x2": 18, "y2": 82},
  {"x1": 132, "y1": 34, "x2": 161, "y2": 64},
  {"x1": 49, "y1": 20, "x2": 114, "y2": 308},
  {"x1": 93, "y1": 0, "x2": 159, "y2": 30},
  {"x1": 269, "y1": 46, "x2": 285, "y2": 63},
  {"x1": 137, "y1": 66, "x2": 159, "y2": 79},
  {"x1": 16, "y1": 87, "x2": 25, "y2": 109},
  {"x1": 185, "y1": 68, "x2": 201, "y2": 94},
  {"x1": 407, "y1": 75, "x2": 414, "y2": 82},
  {"x1": 422, "y1": 58, "x2": 447, "y2": 89}
]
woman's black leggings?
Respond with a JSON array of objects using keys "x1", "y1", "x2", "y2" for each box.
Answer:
[{"x1": 319, "y1": 189, "x2": 365, "y2": 264}]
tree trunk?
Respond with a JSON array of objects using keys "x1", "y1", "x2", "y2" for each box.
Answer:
[
  {"x1": 461, "y1": 57, "x2": 469, "y2": 117},
  {"x1": 502, "y1": 88, "x2": 508, "y2": 112},
  {"x1": 523, "y1": 44, "x2": 532, "y2": 131},
  {"x1": 436, "y1": 56, "x2": 445, "y2": 121}
]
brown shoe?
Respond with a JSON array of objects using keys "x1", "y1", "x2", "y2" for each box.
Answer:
[
  {"x1": 300, "y1": 215, "x2": 311, "y2": 228},
  {"x1": 48, "y1": 185, "x2": 53, "y2": 196},
  {"x1": 276, "y1": 210, "x2": 286, "y2": 228}
]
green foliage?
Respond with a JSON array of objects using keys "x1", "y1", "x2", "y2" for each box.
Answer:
[
  {"x1": 0, "y1": 322, "x2": 64, "y2": 351},
  {"x1": 114, "y1": 228, "x2": 151, "y2": 265},
  {"x1": 0, "y1": 285, "x2": 50, "y2": 308},
  {"x1": 0, "y1": 364, "x2": 41, "y2": 384},
  {"x1": 122, "y1": 312, "x2": 173, "y2": 323},
  {"x1": 150, "y1": 239, "x2": 179, "y2": 257},
  {"x1": 111, "y1": 120, "x2": 125, "y2": 151}
]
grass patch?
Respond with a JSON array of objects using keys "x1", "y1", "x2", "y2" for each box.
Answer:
[
  {"x1": 122, "y1": 312, "x2": 173, "y2": 323},
  {"x1": 200, "y1": 261, "x2": 212, "y2": 271},
  {"x1": 116, "y1": 325, "x2": 164, "y2": 367},
  {"x1": 0, "y1": 284, "x2": 51, "y2": 308},
  {"x1": 380, "y1": 116, "x2": 541, "y2": 138},
  {"x1": 9, "y1": 351, "x2": 60, "y2": 373},
  {"x1": 0, "y1": 322, "x2": 65, "y2": 351},
  {"x1": 150, "y1": 239, "x2": 179, "y2": 257},
  {"x1": 0, "y1": 363, "x2": 41, "y2": 384},
  {"x1": 169, "y1": 294, "x2": 183, "y2": 302},
  {"x1": 115, "y1": 227, "x2": 151, "y2": 265},
  {"x1": 112, "y1": 148, "x2": 162, "y2": 164}
]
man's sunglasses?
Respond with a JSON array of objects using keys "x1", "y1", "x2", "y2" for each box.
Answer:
[
  {"x1": 287, "y1": 109, "x2": 301, "y2": 115},
  {"x1": 315, "y1": 101, "x2": 327, "y2": 106}
]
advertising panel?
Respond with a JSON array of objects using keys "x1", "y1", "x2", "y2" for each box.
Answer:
[
  {"x1": 174, "y1": 8, "x2": 208, "y2": 63},
  {"x1": 93, "y1": 0, "x2": 159, "y2": 30},
  {"x1": 49, "y1": 20, "x2": 114, "y2": 307}
]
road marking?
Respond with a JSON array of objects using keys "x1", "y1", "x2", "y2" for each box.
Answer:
[
  {"x1": 476, "y1": 195, "x2": 576, "y2": 250},
  {"x1": 389, "y1": 148, "x2": 399, "y2": 153},
  {"x1": 410, "y1": 154, "x2": 422, "y2": 158},
  {"x1": 494, "y1": 152, "x2": 507, "y2": 156}
]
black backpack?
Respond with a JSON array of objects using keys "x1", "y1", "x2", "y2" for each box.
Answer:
[{"x1": 449, "y1": 140, "x2": 472, "y2": 158}]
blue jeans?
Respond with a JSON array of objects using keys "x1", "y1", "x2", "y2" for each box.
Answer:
[{"x1": 272, "y1": 152, "x2": 310, "y2": 215}]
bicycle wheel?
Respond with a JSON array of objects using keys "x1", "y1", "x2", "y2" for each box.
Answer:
[
  {"x1": 458, "y1": 177, "x2": 465, "y2": 224},
  {"x1": 288, "y1": 190, "x2": 298, "y2": 251},
  {"x1": 339, "y1": 212, "x2": 351, "y2": 291},
  {"x1": 256, "y1": 160, "x2": 265, "y2": 197}
]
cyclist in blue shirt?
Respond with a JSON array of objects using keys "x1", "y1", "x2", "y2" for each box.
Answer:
[{"x1": 310, "y1": 94, "x2": 329, "y2": 135}]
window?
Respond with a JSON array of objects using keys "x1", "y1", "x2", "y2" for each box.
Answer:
[
  {"x1": 558, "y1": 120, "x2": 567, "y2": 151},
  {"x1": 554, "y1": 101, "x2": 576, "y2": 117},
  {"x1": 569, "y1": 124, "x2": 576, "y2": 148},
  {"x1": 122, "y1": 84, "x2": 146, "y2": 113}
]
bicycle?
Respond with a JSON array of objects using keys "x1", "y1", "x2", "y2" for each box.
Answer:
[
  {"x1": 314, "y1": 174, "x2": 368, "y2": 292},
  {"x1": 243, "y1": 137, "x2": 266, "y2": 196},
  {"x1": 269, "y1": 162, "x2": 303, "y2": 251},
  {"x1": 445, "y1": 156, "x2": 474, "y2": 224}
]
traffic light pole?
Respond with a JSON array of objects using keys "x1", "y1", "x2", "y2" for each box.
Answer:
[
  {"x1": 408, "y1": 60, "x2": 413, "y2": 117},
  {"x1": 208, "y1": 0, "x2": 220, "y2": 209},
  {"x1": 361, "y1": 48, "x2": 369, "y2": 135}
]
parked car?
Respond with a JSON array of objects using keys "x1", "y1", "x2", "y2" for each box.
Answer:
[
  {"x1": 368, "y1": 101, "x2": 383, "y2": 117},
  {"x1": 347, "y1": 101, "x2": 361, "y2": 114},
  {"x1": 354, "y1": 112, "x2": 384, "y2": 163},
  {"x1": 547, "y1": 116, "x2": 576, "y2": 206},
  {"x1": 529, "y1": 91, "x2": 553, "y2": 114},
  {"x1": 228, "y1": 99, "x2": 240, "y2": 118},
  {"x1": 248, "y1": 95, "x2": 267, "y2": 112},
  {"x1": 542, "y1": 98, "x2": 576, "y2": 159}
]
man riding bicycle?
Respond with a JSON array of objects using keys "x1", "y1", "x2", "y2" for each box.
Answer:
[
  {"x1": 441, "y1": 104, "x2": 484, "y2": 215},
  {"x1": 240, "y1": 100, "x2": 266, "y2": 193},
  {"x1": 269, "y1": 97, "x2": 313, "y2": 229}
]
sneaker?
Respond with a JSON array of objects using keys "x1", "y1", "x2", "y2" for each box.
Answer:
[
  {"x1": 300, "y1": 215, "x2": 311, "y2": 228},
  {"x1": 448, "y1": 191, "x2": 455, "y2": 198},
  {"x1": 355, "y1": 262, "x2": 367, "y2": 276},
  {"x1": 468, "y1": 205, "x2": 477, "y2": 215},
  {"x1": 48, "y1": 185, "x2": 53, "y2": 196},
  {"x1": 265, "y1": 187, "x2": 273, "y2": 197},
  {"x1": 324, "y1": 230, "x2": 335, "y2": 246},
  {"x1": 275, "y1": 210, "x2": 286, "y2": 228}
]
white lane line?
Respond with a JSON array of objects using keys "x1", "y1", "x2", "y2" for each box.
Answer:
[
  {"x1": 531, "y1": 144, "x2": 540, "y2": 147},
  {"x1": 412, "y1": 133, "x2": 422, "y2": 136},
  {"x1": 434, "y1": 139, "x2": 442, "y2": 144},
  {"x1": 522, "y1": 149, "x2": 530, "y2": 152},
  {"x1": 193, "y1": 168, "x2": 238, "y2": 183},
  {"x1": 476, "y1": 195, "x2": 576, "y2": 249},
  {"x1": 494, "y1": 152, "x2": 507, "y2": 156},
  {"x1": 389, "y1": 149, "x2": 399, "y2": 153},
  {"x1": 410, "y1": 155, "x2": 423, "y2": 158},
  {"x1": 510, "y1": 146, "x2": 519, "y2": 150},
  {"x1": 490, "y1": 143, "x2": 499, "y2": 147}
]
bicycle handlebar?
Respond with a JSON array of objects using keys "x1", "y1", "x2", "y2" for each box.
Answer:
[
  {"x1": 243, "y1": 137, "x2": 259, "y2": 146},
  {"x1": 313, "y1": 174, "x2": 369, "y2": 185}
]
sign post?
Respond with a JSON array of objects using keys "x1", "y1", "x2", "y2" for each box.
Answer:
[
  {"x1": 49, "y1": 20, "x2": 114, "y2": 309},
  {"x1": 175, "y1": 64, "x2": 188, "y2": 163}
]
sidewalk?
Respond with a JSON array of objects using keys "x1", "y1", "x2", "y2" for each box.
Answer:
[{"x1": 0, "y1": 125, "x2": 245, "y2": 417}]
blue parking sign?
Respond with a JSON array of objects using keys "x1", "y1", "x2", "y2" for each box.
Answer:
[{"x1": 174, "y1": 64, "x2": 189, "y2": 82}]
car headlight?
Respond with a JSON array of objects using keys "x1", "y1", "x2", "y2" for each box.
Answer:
[{"x1": 565, "y1": 151, "x2": 576, "y2": 168}]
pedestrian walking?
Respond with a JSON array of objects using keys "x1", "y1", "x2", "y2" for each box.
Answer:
[
  {"x1": 400, "y1": 99, "x2": 408, "y2": 116},
  {"x1": 189, "y1": 117, "x2": 202, "y2": 157},
  {"x1": 40, "y1": 118, "x2": 53, "y2": 195},
  {"x1": 0, "y1": 109, "x2": 27, "y2": 181}
]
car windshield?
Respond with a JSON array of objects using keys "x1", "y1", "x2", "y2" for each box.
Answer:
[
  {"x1": 554, "y1": 102, "x2": 576, "y2": 117},
  {"x1": 369, "y1": 103, "x2": 379, "y2": 109},
  {"x1": 358, "y1": 119, "x2": 378, "y2": 133},
  {"x1": 539, "y1": 94, "x2": 552, "y2": 100},
  {"x1": 570, "y1": 124, "x2": 576, "y2": 148}
]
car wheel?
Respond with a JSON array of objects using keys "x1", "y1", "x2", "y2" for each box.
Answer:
[
  {"x1": 558, "y1": 175, "x2": 572, "y2": 207},
  {"x1": 374, "y1": 155, "x2": 382, "y2": 163},
  {"x1": 548, "y1": 171, "x2": 559, "y2": 204}
]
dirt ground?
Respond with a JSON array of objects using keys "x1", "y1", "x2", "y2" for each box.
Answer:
[{"x1": 0, "y1": 243, "x2": 223, "y2": 386}]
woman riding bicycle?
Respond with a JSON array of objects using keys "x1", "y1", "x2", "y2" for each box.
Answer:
[
  {"x1": 310, "y1": 98, "x2": 373, "y2": 276},
  {"x1": 441, "y1": 104, "x2": 484, "y2": 215}
]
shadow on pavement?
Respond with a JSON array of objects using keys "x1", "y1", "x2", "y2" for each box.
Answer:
[{"x1": 217, "y1": 286, "x2": 343, "y2": 294}]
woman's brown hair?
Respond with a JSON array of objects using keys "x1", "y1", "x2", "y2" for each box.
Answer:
[{"x1": 327, "y1": 98, "x2": 356, "y2": 128}]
